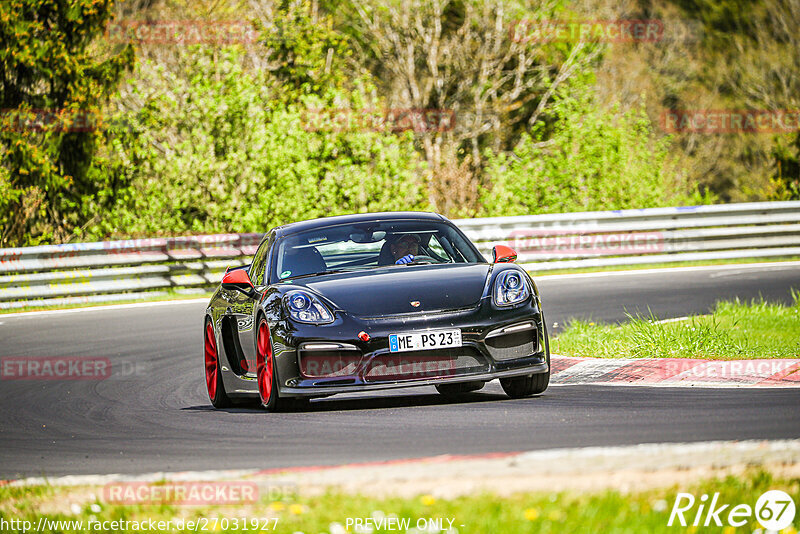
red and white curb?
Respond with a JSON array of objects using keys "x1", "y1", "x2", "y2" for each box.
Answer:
[{"x1": 550, "y1": 355, "x2": 800, "y2": 387}]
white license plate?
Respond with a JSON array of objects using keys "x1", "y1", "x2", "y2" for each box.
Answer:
[{"x1": 388, "y1": 329, "x2": 462, "y2": 353}]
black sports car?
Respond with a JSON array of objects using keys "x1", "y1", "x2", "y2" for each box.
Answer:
[{"x1": 204, "y1": 212, "x2": 550, "y2": 411}]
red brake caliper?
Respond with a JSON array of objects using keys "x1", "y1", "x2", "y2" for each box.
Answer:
[{"x1": 257, "y1": 321, "x2": 273, "y2": 403}]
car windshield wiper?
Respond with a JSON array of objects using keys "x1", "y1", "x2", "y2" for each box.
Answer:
[{"x1": 287, "y1": 269, "x2": 352, "y2": 280}]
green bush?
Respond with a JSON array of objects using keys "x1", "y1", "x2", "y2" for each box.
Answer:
[
  {"x1": 83, "y1": 48, "x2": 428, "y2": 239},
  {"x1": 481, "y1": 78, "x2": 711, "y2": 216}
]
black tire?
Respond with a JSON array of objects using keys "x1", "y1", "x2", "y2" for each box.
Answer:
[
  {"x1": 204, "y1": 317, "x2": 232, "y2": 409},
  {"x1": 500, "y1": 318, "x2": 551, "y2": 398},
  {"x1": 435, "y1": 381, "x2": 485, "y2": 395}
]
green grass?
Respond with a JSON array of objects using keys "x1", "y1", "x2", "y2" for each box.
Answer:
[
  {"x1": 0, "y1": 291, "x2": 212, "y2": 315},
  {"x1": 0, "y1": 471, "x2": 797, "y2": 533},
  {"x1": 528, "y1": 256, "x2": 800, "y2": 277},
  {"x1": 554, "y1": 291, "x2": 800, "y2": 360}
]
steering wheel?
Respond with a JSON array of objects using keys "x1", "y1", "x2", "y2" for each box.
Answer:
[{"x1": 407, "y1": 255, "x2": 437, "y2": 264}]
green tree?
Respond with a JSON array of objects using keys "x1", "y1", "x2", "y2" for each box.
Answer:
[
  {"x1": 85, "y1": 46, "x2": 428, "y2": 239},
  {"x1": 80, "y1": 1, "x2": 428, "y2": 240},
  {"x1": 257, "y1": 0, "x2": 351, "y2": 101},
  {"x1": 333, "y1": 0, "x2": 605, "y2": 216},
  {"x1": 481, "y1": 77, "x2": 710, "y2": 216},
  {"x1": 0, "y1": 0, "x2": 133, "y2": 246}
]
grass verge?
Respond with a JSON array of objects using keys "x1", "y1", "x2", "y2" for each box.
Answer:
[
  {"x1": 0, "y1": 470, "x2": 797, "y2": 533},
  {"x1": 0, "y1": 291, "x2": 212, "y2": 315},
  {"x1": 528, "y1": 256, "x2": 800, "y2": 277},
  {"x1": 553, "y1": 291, "x2": 800, "y2": 360}
]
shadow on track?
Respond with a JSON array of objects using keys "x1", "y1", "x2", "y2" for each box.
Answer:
[{"x1": 181, "y1": 390, "x2": 541, "y2": 414}]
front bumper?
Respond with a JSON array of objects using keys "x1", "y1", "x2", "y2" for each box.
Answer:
[
  {"x1": 272, "y1": 296, "x2": 548, "y2": 397},
  {"x1": 280, "y1": 359, "x2": 548, "y2": 396}
]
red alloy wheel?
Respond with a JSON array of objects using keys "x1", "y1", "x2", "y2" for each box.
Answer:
[
  {"x1": 256, "y1": 319, "x2": 273, "y2": 405},
  {"x1": 204, "y1": 322, "x2": 218, "y2": 401}
]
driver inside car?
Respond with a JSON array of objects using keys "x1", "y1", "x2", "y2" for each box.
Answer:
[{"x1": 390, "y1": 233, "x2": 421, "y2": 264}]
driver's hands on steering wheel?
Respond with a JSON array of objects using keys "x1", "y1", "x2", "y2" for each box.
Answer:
[{"x1": 395, "y1": 254, "x2": 414, "y2": 265}]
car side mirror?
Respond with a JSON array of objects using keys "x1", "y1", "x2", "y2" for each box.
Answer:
[
  {"x1": 492, "y1": 245, "x2": 518, "y2": 263},
  {"x1": 221, "y1": 268, "x2": 255, "y2": 295}
]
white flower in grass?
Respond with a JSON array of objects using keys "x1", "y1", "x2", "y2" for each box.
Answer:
[
  {"x1": 652, "y1": 499, "x2": 668, "y2": 512},
  {"x1": 371, "y1": 510, "x2": 385, "y2": 522}
]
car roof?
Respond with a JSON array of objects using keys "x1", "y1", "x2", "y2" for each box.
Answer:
[{"x1": 273, "y1": 211, "x2": 448, "y2": 237}]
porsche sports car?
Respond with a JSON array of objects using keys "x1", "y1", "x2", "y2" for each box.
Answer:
[{"x1": 204, "y1": 212, "x2": 550, "y2": 411}]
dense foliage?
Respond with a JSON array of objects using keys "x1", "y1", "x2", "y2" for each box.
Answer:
[
  {"x1": 0, "y1": 0, "x2": 133, "y2": 245},
  {"x1": 481, "y1": 78, "x2": 709, "y2": 215},
  {"x1": 1, "y1": 0, "x2": 795, "y2": 246},
  {"x1": 86, "y1": 49, "x2": 427, "y2": 239}
]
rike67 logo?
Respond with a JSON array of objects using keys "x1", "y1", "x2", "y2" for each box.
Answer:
[{"x1": 668, "y1": 490, "x2": 796, "y2": 530}]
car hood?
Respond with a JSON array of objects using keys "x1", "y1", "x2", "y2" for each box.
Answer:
[{"x1": 299, "y1": 263, "x2": 491, "y2": 317}]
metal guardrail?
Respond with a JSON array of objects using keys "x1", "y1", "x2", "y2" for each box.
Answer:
[
  {"x1": 1, "y1": 202, "x2": 799, "y2": 309},
  {"x1": 456, "y1": 201, "x2": 800, "y2": 269},
  {"x1": 0, "y1": 234, "x2": 260, "y2": 309}
]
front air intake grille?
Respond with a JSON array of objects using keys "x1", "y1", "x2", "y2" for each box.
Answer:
[
  {"x1": 485, "y1": 328, "x2": 537, "y2": 361},
  {"x1": 298, "y1": 350, "x2": 362, "y2": 378},
  {"x1": 365, "y1": 347, "x2": 487, "y2": 381}
]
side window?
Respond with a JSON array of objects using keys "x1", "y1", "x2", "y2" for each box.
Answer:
[
  {"x1": 427, "y1": 234, "x2": 449, "y2": 261},
  {"x1": 250, "y1": 237, "x2": 270, "y2": 286}
]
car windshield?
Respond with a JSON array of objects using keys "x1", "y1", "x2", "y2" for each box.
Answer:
[{"x1": 271, "y1": 220, "x2": 485, "y2": 281}]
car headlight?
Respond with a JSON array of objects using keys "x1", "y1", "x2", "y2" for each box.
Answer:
[
  {"x1": 284, "y1": 291, "x2": 334, "y2": 323},
  {"x1": 493, "y1": 270, "x2": 530, "y2": 307}
]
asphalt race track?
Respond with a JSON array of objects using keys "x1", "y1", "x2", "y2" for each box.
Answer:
[{"x1": 1, "y1": 263, "x2": 799, "y2": 479}]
